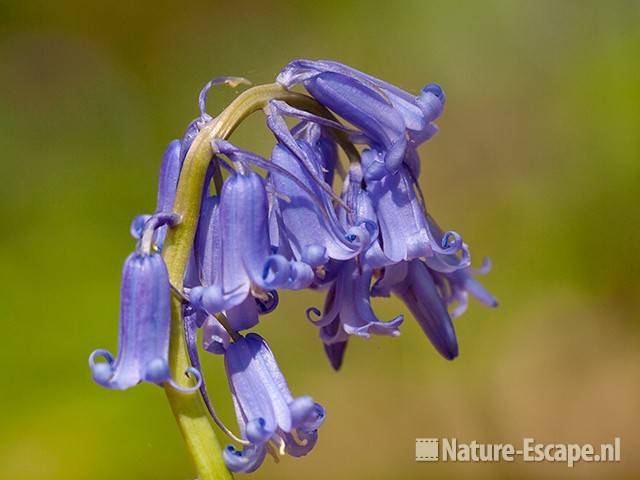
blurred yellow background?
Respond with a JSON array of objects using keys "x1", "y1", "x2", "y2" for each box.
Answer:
[{"x1": 1, "y1": 1, "x2": 639, "y2": 479}]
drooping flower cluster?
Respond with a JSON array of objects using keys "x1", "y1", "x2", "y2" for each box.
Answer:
[{"x1": 89, "y1": 59, "x2": 496, "y2": 474}]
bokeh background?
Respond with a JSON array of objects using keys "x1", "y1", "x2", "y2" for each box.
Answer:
[{"x1": 1, "y1": 1, "x2": 639, "y2": 479}]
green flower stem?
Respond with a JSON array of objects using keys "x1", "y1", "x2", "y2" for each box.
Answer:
[{"x1": 160, "y1": 83, "x2": 346, "y2": 480}]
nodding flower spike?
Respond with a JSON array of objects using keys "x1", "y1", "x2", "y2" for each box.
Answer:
[
  {"x1": 89, "y1": 252, "x2": 202, "y2": 392},
  {"x1": 93, "y1": 59, "x2": 496, "y2": 476},
  {"x1": 224, "y1": 333, "x2": 325, "y2": 472}
]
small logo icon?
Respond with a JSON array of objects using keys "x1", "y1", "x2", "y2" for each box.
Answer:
[{"x1": 416, "y1": 438, "x2": 439, "y2": 462}]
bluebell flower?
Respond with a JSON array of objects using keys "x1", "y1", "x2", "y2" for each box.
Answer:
[
  {"x1": 372, "y1": 259, "x2": 459, "y2": 360},
  {"x1": 335, "y1": 163, "x2": 389, "y2": 269},
  {"x1": 277, "y1": 59, "x2": 446, "y2": 176},
  {"x1": 307, "y1": 259, "x2": 404, "y2": 369},
  {"x1": 302, "y1": 71, "x2": 408, "y2": 174},
  {"x1": 93, "y1": 61, "x2": 497, "y2": 477},
  {"x1": 192, "y1": 169, "x2": 307, "y2": 316},
  {"x1": 223, "y1": 333, "x2": 325, "y2": 473},
  {"x1": 269, "y1": 138, "x2": 365, "y2": 265},
  {"x1": 186, "y1": 140, "x2": 320, "y2": 331},
  {"x1": 264, "y1": 99, "x2": 352, "y2": 207},
  {"x1": 365, "y1": 162, "x2": 469, "y2": 272},
  {"x1": 89, "y1": 251, "x2": 201, "y2": 391}
]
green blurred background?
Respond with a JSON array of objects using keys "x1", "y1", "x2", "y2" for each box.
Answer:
[{"x1": 1, "y1": 1, "x2": 639, "y2": 479}]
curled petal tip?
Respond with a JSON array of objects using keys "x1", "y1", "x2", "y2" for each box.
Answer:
[
  {"x1": 168, "y1": 367, "x2": 203, "y2": 394},
  {"x1": 289, "y1": 396, "x2": 315, "y2": 427},
  {"x1": 201, "y1": 285, "x2": 225, "y2": 315},
  {"x1": 91, "y1": 361, "x2": 114, "y2": 385},
  {"x1": 290, "y1": 396, "x2": 325, "y2": 432},
  {"x1": 441, "y1": 230, "x2": 463, "y2": 251},
  {"x1": 144, "y1": 357, "x2": 171, "y2": 383},
  {"x1": 302, "y1": 244, "x2": 328, "y2": 267},
  {"x1": 245, "y1": 418, "x2": 273, "y2": 444},
  {"x1": 262, "y1": 255, "x2": 291, "y2": 288},
  {"x1": 305, "y1": 307, "x2": 322, "y2": 323},
  {"x1": 187, "y1": 286, "x2": 204, "y2": 307},
  {"x1": 130, "y1": 214, "x2": 151, "y2": 239},
  {"x1": 89, "y1": 349, "x2": 115, "y2": 385},
  {"x1": 223, "y1": 444, "x2": 266, "y2": 473},
  {"x1": 422, "y1": 83, "x2": 444, "y2": 99}
]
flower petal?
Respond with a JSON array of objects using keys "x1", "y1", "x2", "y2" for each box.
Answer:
[{"x1": 393, "y1": 260, "x2": 459, "y2": 360}]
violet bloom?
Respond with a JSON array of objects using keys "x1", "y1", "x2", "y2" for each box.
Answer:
[
  {"x1": 277, "y1": 59, "x2": 446, "y2": 175},
  {"x1": 189, "y1": 177, "x2": 272, "y2": 332},
  {"x1": 372, "y1": 259, "x2": 458, "y2": 360},
  {"x1": 365, "y1": 162, "x2": 469, "y2": 272},
  {"x1": 308, "y1": 260, "x2": 404, "y2": 370},
  {"x1": 223, "y1": 333, "x2": 325, "y2": 473},
  {"x1": 89, "y1": 252, "x2": 201, "y2": 391},
  {"x1": 188, "y1": 163, "x2": 314, "y2": 328},
  {"x1": 91, "y1": 61, "x2": 497, "y2": 478},
  {"x1": 304, "y1": 71, "x2": 408, "y2": 174},
  {"x1": 269, "y1": 139, "x2": 364, "y2": 265}
]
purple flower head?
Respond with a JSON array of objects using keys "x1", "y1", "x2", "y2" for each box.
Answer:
[
  {"x1": 373, "y1": 259, "x2": 459, "y2": 360},
  {"x1": 223, "y1": 333, "x2": 325, "y2": 473},
  {"x1": 307, "y1": 260, "x2": 404, "y2": 369},
  {"x1": 93, "y1": 59, "x2": 497, "y2": 477},
  {"x1": 89, "y1": 252, "x2": 201, "y2": 391}
]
